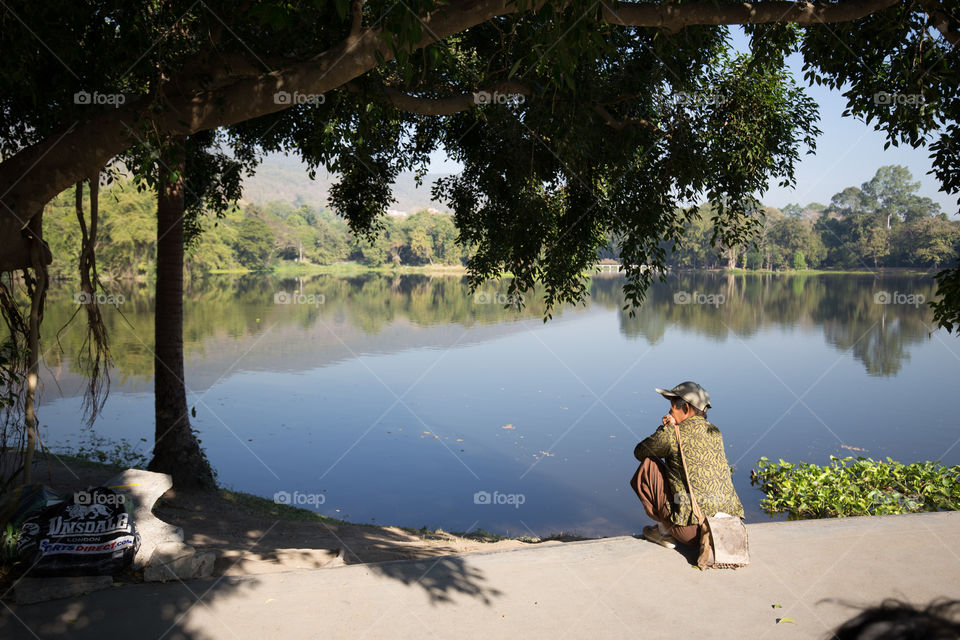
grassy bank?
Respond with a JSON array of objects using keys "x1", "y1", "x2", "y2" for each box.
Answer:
[
  {"x1": 723, "y1": 267, "x2": 936, "y2": 276},
  {"x1": 267, "y1": 261, "x2": 626, "y2": 279},
  {"x1": 209, "y1": 261, "x2": 470, "y2": 277}
]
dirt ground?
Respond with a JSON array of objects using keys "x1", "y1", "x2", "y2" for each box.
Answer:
[{"x1": 10, "y1": 454, "x2": 563, "y2": 577}]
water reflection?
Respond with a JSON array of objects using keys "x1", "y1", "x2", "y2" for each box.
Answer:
[
  {"x1": 29, "y1": 271, "x2": 955, "y2": 537},
  {"x1": 37, "y1": 272, "x2": 939, "y2": 385},
  {"x1": 597, "y1": 273, "x2": 938, "y2": 376}
]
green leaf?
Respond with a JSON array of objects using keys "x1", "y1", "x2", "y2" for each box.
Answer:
[{"x1": 508, "y1": 58, "x2": 525, "y2": 79}]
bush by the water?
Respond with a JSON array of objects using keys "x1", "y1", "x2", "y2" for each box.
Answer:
[{"x1": 750, "y1": 456, "x2": 960, "y2": 519}]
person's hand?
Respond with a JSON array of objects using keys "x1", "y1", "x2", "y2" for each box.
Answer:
[{"x1": 662, "y1": 413, "x2": 677, "y2": 426}]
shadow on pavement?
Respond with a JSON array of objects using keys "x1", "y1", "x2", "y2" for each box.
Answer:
[
  {"x1": 364, "y1": 553, "x2": 504, "y2": 606},
  {"x1": 0, "y1": 456, "x2": 506, "y2": 638}
]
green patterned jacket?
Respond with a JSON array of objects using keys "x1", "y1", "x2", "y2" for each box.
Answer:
[{"x1": 634, "y1": 415, "x2": 744, "y2": 526}]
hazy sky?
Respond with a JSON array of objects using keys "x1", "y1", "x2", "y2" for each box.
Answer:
[{"x1": 429, "y1": 29, "x2": 956, "y2": 218}]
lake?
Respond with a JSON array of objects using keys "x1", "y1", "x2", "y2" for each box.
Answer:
[{"x1": 32, "y1": 271, "x2": 960, "y2": 537}]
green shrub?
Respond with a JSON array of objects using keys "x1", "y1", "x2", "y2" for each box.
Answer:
[
  {"x1": 1, "y1": 523, "x2": 18, "y2": 562},
  {"x1": 791, "y1": 250, "x2": 807, "y2": 270},
  {"x1": 751, "y1": 456, "x2": 960, "y2": 519}
]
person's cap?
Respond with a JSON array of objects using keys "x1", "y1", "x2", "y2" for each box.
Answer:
[{"x1": 655, "y1": 381, "x2": 711, "y2": 412}]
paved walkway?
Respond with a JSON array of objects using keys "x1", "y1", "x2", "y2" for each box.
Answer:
[{"x1": 2, "y1": 511, "x2": 959, "y2": 639}]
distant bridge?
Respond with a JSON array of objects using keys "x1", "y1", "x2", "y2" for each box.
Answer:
[{"x1": 593, "y1": 263, "x2": 665, "y2": 273}]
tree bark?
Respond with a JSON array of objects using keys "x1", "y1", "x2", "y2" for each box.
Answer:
[
  {"x1": 917, "y1": 0, "x2": 960, "y2": 44},
  {"x1": 726, "y1": 247, "x2": 738, "y2": 269},
  {"x1": 148, "y1": 141, "x2": 214, "y2": 489}
]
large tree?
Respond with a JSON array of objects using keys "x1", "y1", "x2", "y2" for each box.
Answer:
[
  {"x1": 1, "y1": 0, "x2": 952, "y2": 286},
  {"x1": 2, "y1": 0, "x2": 959, "y2": 484},
  {"x1": 861, "y1": 164, "x2": 941, "y2": 228},
  {"x1": 139, "y1": 133, "x2": 250, "y2": 487}
]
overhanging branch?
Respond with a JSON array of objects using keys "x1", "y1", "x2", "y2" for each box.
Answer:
[
  {"x1": 0, "y1": 0, "x2": 918, "y2": 228},
  {"x1": 916, "y1": 0, "x2": 960, "y2": 45}
]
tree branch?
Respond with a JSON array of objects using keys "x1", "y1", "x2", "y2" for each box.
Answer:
[
  {"x1": 916, "y1": 0, "x2": 960, "y2": 45},
  {"x1": 351, "y1": 0, "x2": 365, "y2": 39},
  {"x1": 601, "y1": 0, "x2": 901, "y2": 31},
  {"x1": 592, "y1": 104, "x2": 671, "y2": 138},
  {"x1": 0, "y1": 0, "x2": 525, "y2": 225},
  {"x1": 0, "y1": 0, "x2": 912, "y2": 229}
]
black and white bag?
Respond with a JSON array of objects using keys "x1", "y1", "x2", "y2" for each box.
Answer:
[{"x1": 17, "y1": 486, "x2": 140, "y2": 576}]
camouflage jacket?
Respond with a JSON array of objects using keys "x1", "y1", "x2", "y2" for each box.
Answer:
[{"x1": 634, "y1": 415, "x2": 745, "y2": 526}]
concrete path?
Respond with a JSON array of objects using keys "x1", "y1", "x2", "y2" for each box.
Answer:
[{"x1": 2, "y1": 511, "x2": 958, "y2": 639}]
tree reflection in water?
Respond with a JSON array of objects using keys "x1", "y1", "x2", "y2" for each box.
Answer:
[{"x1": 36, "y1": 271, "x2": 940, "y2": 383}]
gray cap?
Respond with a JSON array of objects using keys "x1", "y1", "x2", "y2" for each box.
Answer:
[{"x1": 655, "y1": 381, "x2": 711, "y2": 412}]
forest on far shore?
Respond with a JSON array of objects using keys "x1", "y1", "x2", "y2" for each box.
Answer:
[{"x1": 41, "y1": 164, "x2": 959, "y2": 280}]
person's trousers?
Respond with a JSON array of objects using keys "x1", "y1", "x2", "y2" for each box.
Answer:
[{"x1": 629, "y1": 457, "x2": 699, "y2": 545}]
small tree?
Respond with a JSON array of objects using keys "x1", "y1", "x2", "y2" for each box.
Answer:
[
  {"x1": 234, "y1": 215, "x2": 276, "y2": 269},
  {"x1": 792, "y1": 250, "x2": 807, "y2": 270}
]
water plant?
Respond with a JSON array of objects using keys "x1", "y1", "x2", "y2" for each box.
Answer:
[{"x1": 751, "y1": 456, "x2": 960, "y2": 519}]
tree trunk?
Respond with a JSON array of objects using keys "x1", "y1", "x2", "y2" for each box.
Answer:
[
  {"x1": 723, "y1": 246, "x2": 739, "y2": 270},
  {"x1": 148, "y1": 142, "x2": 214, "y2": 489}
]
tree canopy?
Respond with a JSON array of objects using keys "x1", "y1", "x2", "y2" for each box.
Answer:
[{"x1": 0, "y1": 0, "x2": 957, "y2": 323}]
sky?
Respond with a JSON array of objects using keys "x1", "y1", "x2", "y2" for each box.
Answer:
[
  {"x1": 757, "y1": 34, "x2": 954, "y2": 216},
  {"x1": 429, "y1": 28, "x2": 957, "y2": 219}
]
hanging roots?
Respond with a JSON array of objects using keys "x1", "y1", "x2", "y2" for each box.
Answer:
[
  {"x1": 0, "y1": 272, "x2": 29, "y2": 489},
  {"x1": 1, "y1": 174, "x2": 117, "y2": 487},
  {"x1": 68, "y1": 175, "x2": 113, "y2": 424}
]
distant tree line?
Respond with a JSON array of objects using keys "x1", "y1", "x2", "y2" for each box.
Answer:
[
  {"x1": 42, "y1": 179, "x2": 468, "y2": 278},
  {"x1": 663, "y1": 166, "x2": 959, "y2": 271},
  {"x1": 41, "y1": 165, "x2": 958, "y2": 280}
]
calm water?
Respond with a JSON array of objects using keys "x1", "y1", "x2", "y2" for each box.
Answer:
[{"x1": 32, "y1": 272, "x2": 960, "y2": 537}]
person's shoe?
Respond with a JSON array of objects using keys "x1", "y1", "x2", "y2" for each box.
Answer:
[{"x1": 642, "y1": 525, "x2": 677, "y2": 549}]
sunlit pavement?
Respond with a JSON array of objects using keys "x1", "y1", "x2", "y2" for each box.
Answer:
[{"x1": 2, "y1": 511, "x2": 958, "y2": 639}]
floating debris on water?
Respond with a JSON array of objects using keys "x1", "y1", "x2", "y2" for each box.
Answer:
[{"x1": 841, "y1": 444, "x2": 868, "y2": 452}]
